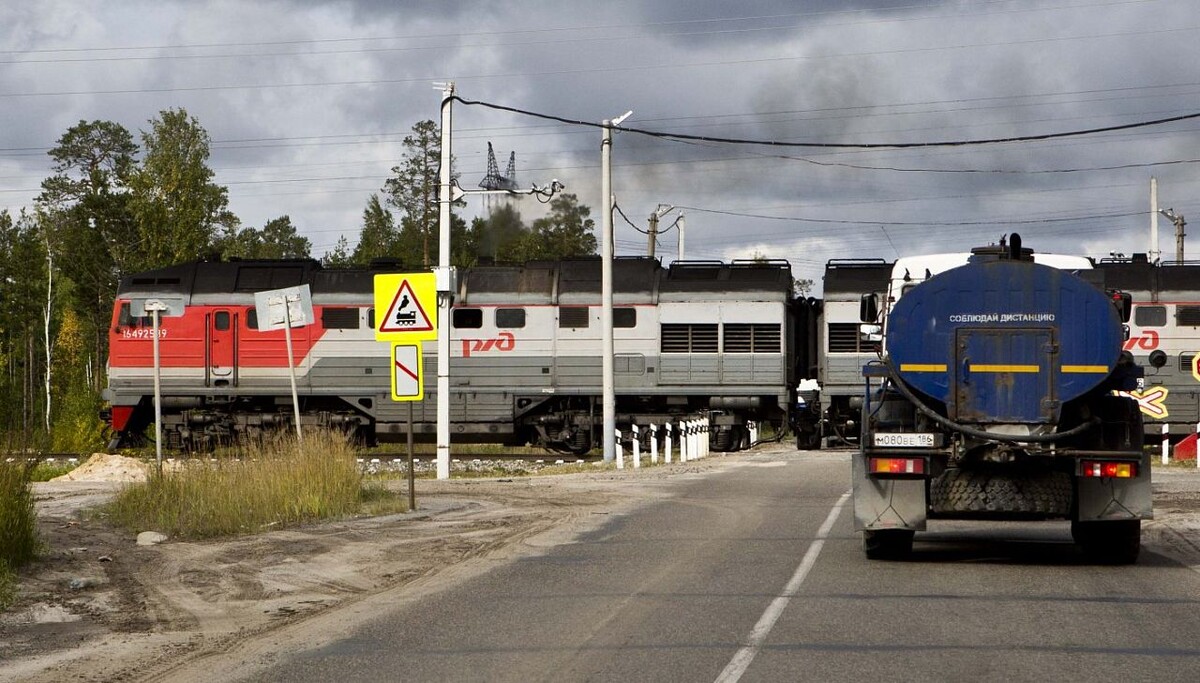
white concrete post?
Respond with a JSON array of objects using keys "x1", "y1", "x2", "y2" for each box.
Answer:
[
  {"x1": 615, "y1": 428, "x2": 624, "y2": 470},
  {"x1": 704, "y1": 417, "x2": 710, "y2": 457},
  {"x1": 664, "y1": 423, "x2": 673, "y2": 464},
  {"x1": 680, "y1": 422, "x2": 689, "y2": 462},
  {"x1": 1162, "y1": 423, "x2": 1170, "y2": 465},
  {"x1": 649, "y1": 423, "x2": 658, "y2": 464},
  {"x1": 689, "y1": 420, "x2": 698, "y2": 460},
  {"x1": 632, "y1": 424, "x2": 641, "y2": 469},
  {"x1": 749, "y1": 421, "x2": 758, "y2": 446},
  {"x1": 435, "y1": 83, "x2": 455, "y2": 481}
]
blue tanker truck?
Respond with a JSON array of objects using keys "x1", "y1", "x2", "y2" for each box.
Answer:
[{"x1": 853, "y1": 235, "x2": 1149, "y2": 563}]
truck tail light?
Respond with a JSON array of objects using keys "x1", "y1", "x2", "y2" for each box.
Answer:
[
  {"x1": 1079, "y1": 460, "x2": 1137, "y2": 479},
  {"x1": 869, "y1": 457, "x2": 925, "y2": 475}
]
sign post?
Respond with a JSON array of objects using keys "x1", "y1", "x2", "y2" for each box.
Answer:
[
  {"x1": 375, "y1": 272, "x2": 440, "y2": 482},
  {"x1": 133, "y1": 298, "x2": 183, "y2": 472},
  {"x1": 254, "y1": 285, "x2": 314, "y2": 444}
]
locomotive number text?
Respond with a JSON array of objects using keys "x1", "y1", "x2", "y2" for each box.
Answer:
[{"x1": 121, "y1": 328, "x2": 167, "y2": 340}]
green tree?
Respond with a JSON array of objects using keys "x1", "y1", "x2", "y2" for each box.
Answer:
[
  {"x1": 0, "y1": 211, "x2": 49, "y2": 445},
  {"x1": 38, "y1": 119, "x2": 139, "y2": 272},
  {"x1": 128, "y1": 109, "x2": 238, "y2": 269},
  {"x1": 37, "y1": 120, "x2": 139, "y2": 390},
  {"x1": 523, "y1": 193, "x2": 597, "y2": 260},
  {"x1": 222, "y1": 216, "x2": 311, "y2": 260},
  {"x1": 383, "y1": 120, "x2": 465, "y2": 267},
  {"x1": 322, "y1": 236, "x2": 354, "y2": 267},
  {"x1": 352, "y1": 194, "x2": 397, "y2": 264},
  {"x1": 449, "y1": 213, "x2": 477, "y2": 269},
  {"x1": 474, "y1": 204, "x2": 526, "y2": 262}
]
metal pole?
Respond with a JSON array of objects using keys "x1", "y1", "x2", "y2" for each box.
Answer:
[
  {"x1": 436, "y1": 82, "x2": 454, "y2": 480},
  {"x1": 601, "y1": 119, "x2": 616, "y2": 463},
  {"x1": 283, "y1": 300, "x2": 303, "y2": 444},
  {"x1": 151, "y1": 307, "x2": 163, "y2": 471},
  {"x1": 1175, "y1": 214, "x2": 1187, "y2": 264},
  {"x1": 647, "y1": 211, "x2": 658, "y2": 259},
  {"x1": 407, "y1": 401, "x2": 416, "y2": 511},
  {"x1": 1151, "y1": 177, "x2": 1160, "y2": 264},
  {"x1": 677, "y1": 214, "x2": 686, "y2": 262}
]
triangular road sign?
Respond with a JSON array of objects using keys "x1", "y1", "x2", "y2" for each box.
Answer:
[{"x1": 379, "y1": 279, "x2": 434, "y2": 334}]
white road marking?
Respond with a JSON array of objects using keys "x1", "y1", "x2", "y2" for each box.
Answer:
[{"x1": 714, "y1": 490, "x2": 851, "y2": 683}]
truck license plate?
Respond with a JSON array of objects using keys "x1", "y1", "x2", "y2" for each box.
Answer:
[{"x1": 873, "y1": 433, "x2": 936, "y2": 448}]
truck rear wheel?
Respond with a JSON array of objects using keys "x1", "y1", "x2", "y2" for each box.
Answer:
[
  {"x1": 930, "y1": 468, "x2": 1071, "y2": 516},
  {"x1": 1072, "y1": 520, "x2": 1140, "y2": 565},
  {"x1": 862, "y1": 529, "x2": 914, "y2": 560}
]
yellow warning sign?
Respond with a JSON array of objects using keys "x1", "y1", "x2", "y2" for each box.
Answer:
[{"x1": 374, "y1": 273, "x2": 437, "y2": 341}]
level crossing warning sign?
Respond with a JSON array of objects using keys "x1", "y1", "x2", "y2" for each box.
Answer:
[
  {"x1": 374, "y1": 273, "x2": 437, "y2": 341},
  {"x1": 391, "y1": 343, "x2": 424, "y2": 401}
]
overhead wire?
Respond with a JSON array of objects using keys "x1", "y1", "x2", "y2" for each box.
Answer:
[{"x1": 452, "y1": 96, "x2": 1200, "y2": 150}]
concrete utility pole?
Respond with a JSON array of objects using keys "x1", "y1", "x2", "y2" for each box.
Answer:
[
  {"x1": 1150, "y1": 177, "x2": 1161, "y2": 264},
  {"x1": 648, "y1": 204, "x2": 677, "y2": 260},
  {"x1": 647, "y1": 210, "x2": 658, "y2": 259},
  {"x1": 600, "y1": 110, "x2": 631, "y2": 463},
  {"x1": 1160, "y1": 207, "x2": 1187, "y2": 264},
  {"x1": 436, "y1": 82, "x2": 455, "y2": 480}
]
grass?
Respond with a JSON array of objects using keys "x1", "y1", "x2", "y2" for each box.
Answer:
[
  {"x1": 0, "y1": 461, "x2": 40, "y2": 610},
  {"x1": 103, "y1": 431, "x2": 408, "y2": 540},
  {"x1": 29, "y1": 459, "x2": 80, "y2": 482}
]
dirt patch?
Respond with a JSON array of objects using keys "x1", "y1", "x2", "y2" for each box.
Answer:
[
  {"x1": 1, "y1": 451, "x2": 1197, "y2": 682},
  {"x1": 51, "y1": 452, "x2": 153, "y2": 483}
]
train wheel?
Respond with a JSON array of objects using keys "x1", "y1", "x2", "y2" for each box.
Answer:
[{"x1": 568, "y1": 429, "x2": 592, "y2": 455}]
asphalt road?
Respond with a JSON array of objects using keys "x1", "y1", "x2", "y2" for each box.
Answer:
[{"x1": 249, "y1": 449, "x2": 1200, "y2": 682}]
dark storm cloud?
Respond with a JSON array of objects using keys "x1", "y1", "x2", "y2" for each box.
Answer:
[{"x1": 3, "y1": 0, "x2": 1199, "y2": 279}]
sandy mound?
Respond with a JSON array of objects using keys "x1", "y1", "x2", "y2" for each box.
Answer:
[{"x1": 52, "y1": 453, "x2": 151, "y2": 483}]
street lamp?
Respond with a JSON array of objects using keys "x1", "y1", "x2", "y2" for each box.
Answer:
[{"x1": 601, "y1": 110, "x2": 631, "y2": 464}]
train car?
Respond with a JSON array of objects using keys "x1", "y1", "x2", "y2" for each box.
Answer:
[
  {"x1": 102, "y1": 256, "x2": 798, "y2": 453},
  {"x1": 813, "y1": 258, "x2": 892, "y2": 446},
  {"x1": 1095, "y1": 255, "x2": 1200, "y2": 436}
]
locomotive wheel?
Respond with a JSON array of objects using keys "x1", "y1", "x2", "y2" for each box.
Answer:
[
  {"x1": 568, "y1": 429, "x2": 592, "y2": 455},
  {"x1": 863, "y1": 529, "x2": 914, "y2": 560}
]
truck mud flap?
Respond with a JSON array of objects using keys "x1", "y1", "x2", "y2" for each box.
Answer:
[
  {"x1": 852, "y1": 453, "x2": 927, "y2": 532},
  {"x1": 1075, "y1": 451, "x2": 1153, "y2": 522}
]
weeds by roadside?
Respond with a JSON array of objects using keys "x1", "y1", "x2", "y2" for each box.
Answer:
[
  {"x1": 28, "y1": 459, "x2": 80, "y2": 482},
  {"x1": 103, "y1": 431, "x2": 407, "y2": 539},
  {"x1": 1, "y1": 461, "x2": 40, "y2": 609}
]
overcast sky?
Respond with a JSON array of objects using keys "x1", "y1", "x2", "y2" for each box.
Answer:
[{"x1": 3, "y1": 0, "x2": 1199, "y2": 290}]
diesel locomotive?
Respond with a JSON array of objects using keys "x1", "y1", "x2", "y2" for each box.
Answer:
[{"x1": 102, "y1": 256, "x2": 802, "y2": 453}]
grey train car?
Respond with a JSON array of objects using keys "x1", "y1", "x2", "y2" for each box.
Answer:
[
  {"x1": 104, "y1": 256, "x2": 799, "y2": 453},
  {"x1": 811, "y1": 258, "x2": 893, "y2": 446},
  {"x1": 1096, "y1": 254, "x2": 1200, "y2": 436}
]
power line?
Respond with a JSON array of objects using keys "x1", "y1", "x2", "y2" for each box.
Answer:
[
  {"x1": 673, "y1": 205, "x2": 1144, "y2": 227},
  {"x1": 454, "y1": 96, "x2": 1200, "y2": 149}
]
